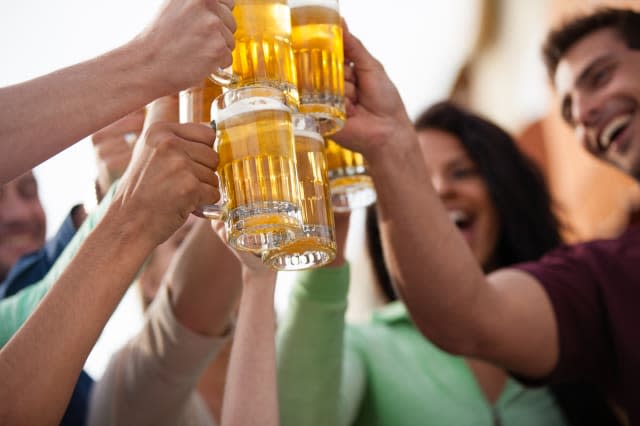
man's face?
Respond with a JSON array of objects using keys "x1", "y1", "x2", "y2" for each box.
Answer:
[
  {"x1": 555, "y1": 28, "x2": 640, "y2": 179},
  {"x1": 0, "y1": 172, "x2": 46, "y2": 279}
]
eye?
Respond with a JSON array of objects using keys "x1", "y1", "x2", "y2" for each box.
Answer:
[
  {"x1": 561, "y1": 97, "x2": 574, "y2": 126},
  {"x1": 450, "y1": 166, "x2": 478, "y2": 180},
  {"x1": 589, "y1": 64, "x2": 613, "y2": 88}
]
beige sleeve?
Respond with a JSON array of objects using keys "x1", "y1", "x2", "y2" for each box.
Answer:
[{"x1": 88, "y1": 285, "x2": 229, "y2": 426}]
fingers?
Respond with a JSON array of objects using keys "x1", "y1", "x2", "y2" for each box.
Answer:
[
  {"x1": 216, "y1": 0, "x2": 236, "y2": 33},
  {"x1": 171, "y1": 122, "x2": 216, "y2": 148},
  {"x1": 207, "y1": 0, "x2": 236, "y2": 53}
]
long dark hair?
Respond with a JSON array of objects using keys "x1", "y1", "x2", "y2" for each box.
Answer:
[
  {"x1": 367, "y1": 100, "x2": 563, "y2": 302},
  {"x1": 366, "y1": 100, "x2": 620, "y2": 425}
]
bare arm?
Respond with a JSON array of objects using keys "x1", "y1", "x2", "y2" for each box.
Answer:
[
  {"x1": 0, "y1": 0, "x2": 235, "y2": 184},
  {"x1": 0, "y1": 111, "x2": 220, "y2": 425},
  {"x1": 222, "y1": 264, "x2": 279, "y2": 426},
  {"x1": 333, "y1": 26, "x2": 558, "y2": 378},
  {"x1": 168, "y1": 218, "x2": 242, "y2": 338}
]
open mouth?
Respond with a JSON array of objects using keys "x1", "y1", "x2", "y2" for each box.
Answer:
[
  {"x1": 598, "y1": 114, "x2": 632, "y2": 152},
  {"x1": 448, "y1": 209, "x2": 473, "y2": 231}
]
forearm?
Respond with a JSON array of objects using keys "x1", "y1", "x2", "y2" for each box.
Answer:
[
  {"x1": 169, "y1": 220, "x2": 242, "y2": 337},
  {"x1": 222, "y1": 270, "x2": 278, "y2": 426},
  {"x1": 0, "y1": 38, "x2": 167, "y2": 183},
  {"x1": 368, "y1": 126, "x2": 488, "y2": 353},
  {"x1": 0, "y1": 182, "x2": 117, "y2": 346},
  {"x1": 0, "y1": 206, "x2": 154, "y2": 425}
]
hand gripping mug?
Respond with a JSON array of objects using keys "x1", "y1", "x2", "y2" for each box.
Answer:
[
  {"x1": 262, "y1": 113, "x2": 336, "y2": 270},
  {"x1": 210, "y1": 0, "x2": 300, "y2": 108},
  {"x1": 290, "y1": 0, "x2": 345, "y2": 136},
  {"x1": 202, "y1": 85, "x2": 304, "y2": 252},
  {"x1": 325, "y1": 139, "x2": 377, "y2": 212}
]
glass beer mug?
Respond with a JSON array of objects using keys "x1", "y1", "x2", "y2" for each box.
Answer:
[
  {"x1": 179, "y1": 78, "x2": 222, "y2": 124},
  {"x1": 325, "y1": 139, "x2": 377, "y2": 212},
  {"x1": 211, "y1": 0, "x2": 299, "y2": 107},
  {"x1": 290, "y1": 0, "x2": 345, "y2": 136},
  {"x1": 263, "y1": 114, "x2": 336, "y2": 270},
  {"x1": 203, "y1": 85, "x2": 303, "y2": 252}
]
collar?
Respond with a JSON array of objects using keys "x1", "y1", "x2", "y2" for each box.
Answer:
[{"x1": 371, "y1": 301, "x2": 411, "y2": 325}]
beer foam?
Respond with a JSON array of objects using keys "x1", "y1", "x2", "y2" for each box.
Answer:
[
  {"x1": 213, "y1": 96, "x2": 291, "y2": 122},
  {"x1": 294, "y1": 129, "x2": 323, "y2": 143},
  {"x1": 289, "y1": 0, "x2": 339, "y2": 12}
]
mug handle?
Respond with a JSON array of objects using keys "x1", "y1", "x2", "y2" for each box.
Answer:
[
  {"x1": 199, "y1": 203, "x2": 227, "y2": 221},
  {"x1": 210, "y1": 66, "x2": 240, "y2": 87}
]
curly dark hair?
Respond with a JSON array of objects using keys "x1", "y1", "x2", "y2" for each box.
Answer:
[{"x1": 542, "y1": 8, "x2": 640, "y2": 80}]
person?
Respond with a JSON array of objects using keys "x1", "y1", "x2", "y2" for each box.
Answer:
[
  {"x1": 0, "y1": 0, "x2": 235, "y2": 184},
  {"x1": 277, "y1": 101, "x2": 618, "y2": 425},
  {"x1": 87, "y1": 94, "x2": 238, "y2": 426},
  {"x1": 0, "y1": 97, "x2": 220, "y2": 424},
  {"x1": 330, "y1": 9, "x2": 640, "y2": 423}
]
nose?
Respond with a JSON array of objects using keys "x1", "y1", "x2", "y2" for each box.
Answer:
[
  {"x1": 430, "y1": 174, "x2": 454, "y2": 198},
  {"x1": 572, "y1": 92, "x2": 601, "y2": 128},
  {"x1": 0, "y1": 192, "x2": 33, "y2": 224}
]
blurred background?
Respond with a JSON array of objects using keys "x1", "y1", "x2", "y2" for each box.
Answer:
[{"x1": 1, "y1": 0, "x2": 638, "y2": 377}]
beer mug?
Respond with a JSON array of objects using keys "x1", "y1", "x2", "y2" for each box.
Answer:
[
  {"x1": 290, "y1": 0, "x2": 345, "y2": 136},
  {"x1": 179, "y1": 78, "x2": 222, "y2": 124},
  {"x1": 325, "y1": 139, "x2": 377, "y2": 212},
  {"x1": 211, "y1": 0, "x2": 299, "y2": 107},
  {"x1": 203, "y1": 86, "x2": 303, "y2": 252},
  {"x1": 263, "y1": 114, "x2": 336, "y2": 270}
]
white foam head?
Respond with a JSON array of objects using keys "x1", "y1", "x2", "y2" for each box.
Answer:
[
  {"x1": 212, "y1": 94, "x2": 291, "y2": 123},
  {"x1": 294, "y1": 129, "x2": 324, "y2": 143},
  {"x1": 289, "y1": 0, "x2": 339, "y2": 12}
]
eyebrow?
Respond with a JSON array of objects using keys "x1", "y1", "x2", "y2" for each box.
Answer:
[{"x1": 575, "y1": 55, "x2": 615, "y2": 89}]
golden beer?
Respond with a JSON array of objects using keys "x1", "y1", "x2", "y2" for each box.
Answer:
[
  {"x1": 208, "y1": 87, "x2": 303, "y2": 252},
  {"x1": 263, "y1": 115, "x2": 336, "y2": 270},
  {"x1": 325, "y1": 138, "x2": 377, "y2": 212},
  {"x1": 179, "y1": 78, "x2": 222, "y2": 124},
  {"x1": 212, "y1": 0, "x2": 299, "y2": 107},
  {"x1": 290, "y1": 0, "x2": 345, "y2": 135}
]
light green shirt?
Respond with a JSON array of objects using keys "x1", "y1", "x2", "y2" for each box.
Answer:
[
  {"x1": 0, "y1": 182, "x2": 118, "y2": 346},
  {"x1": 277, "y1": 264, "x2": 567, "y2": 426}
]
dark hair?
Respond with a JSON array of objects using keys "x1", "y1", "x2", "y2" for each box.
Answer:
[
  {"x1": 367, "y1": 101, "x2": 563, "y2": 302},
  {"x1": 542, "y1": 8, "x2": 640, "y2": 80}
]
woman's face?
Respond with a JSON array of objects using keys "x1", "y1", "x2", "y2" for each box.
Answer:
[{"x1": 417, "y1": 129, "x2": 500, "y2": 268}]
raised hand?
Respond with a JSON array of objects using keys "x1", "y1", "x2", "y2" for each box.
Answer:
[
  {"x1": 137, "y1": 0, "x2": 236, "y2": 93},
  {"x1": 91, "y1": 109, "x2": 146, "y2": 200}
]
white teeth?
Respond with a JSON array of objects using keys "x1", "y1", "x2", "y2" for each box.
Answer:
[
  {"x1": 600, "y1": 114, "x2": 632, "y2": 150},
  {"x1": 447, "y1": 210, "x2": 468, "y2": 224}
]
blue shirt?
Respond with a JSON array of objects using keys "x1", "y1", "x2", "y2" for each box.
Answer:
[{"x1": 0, "y1": 206, "x2": 93, "y2": 426}]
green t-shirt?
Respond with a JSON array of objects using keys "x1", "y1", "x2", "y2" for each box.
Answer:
[
  {"x1": 0, "y1": 182, "x2": 118, "y2": 346},
  {"x1": 277, "y1": 264, "x2": 567, "y2": 426}
]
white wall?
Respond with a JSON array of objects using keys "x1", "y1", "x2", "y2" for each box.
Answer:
[{"x1": 0, "y1": 0, "x2": 480, "y2": 377}]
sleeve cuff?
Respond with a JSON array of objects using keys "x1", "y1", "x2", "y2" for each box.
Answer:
[
  {"x1": 140, "y1": 285, "x2": 233, "y2": 379},
  {"x1": 292, "y1": 262, "x2": 351, "y2": 303}
]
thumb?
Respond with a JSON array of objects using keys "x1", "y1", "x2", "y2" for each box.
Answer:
[{"x1": 341, "y1": 20, "x2": 378, "y2": 73}]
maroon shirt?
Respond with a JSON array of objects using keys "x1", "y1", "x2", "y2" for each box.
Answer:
[{"x1": 515, "y1": 224, "x2": 640, "y2": 424}]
